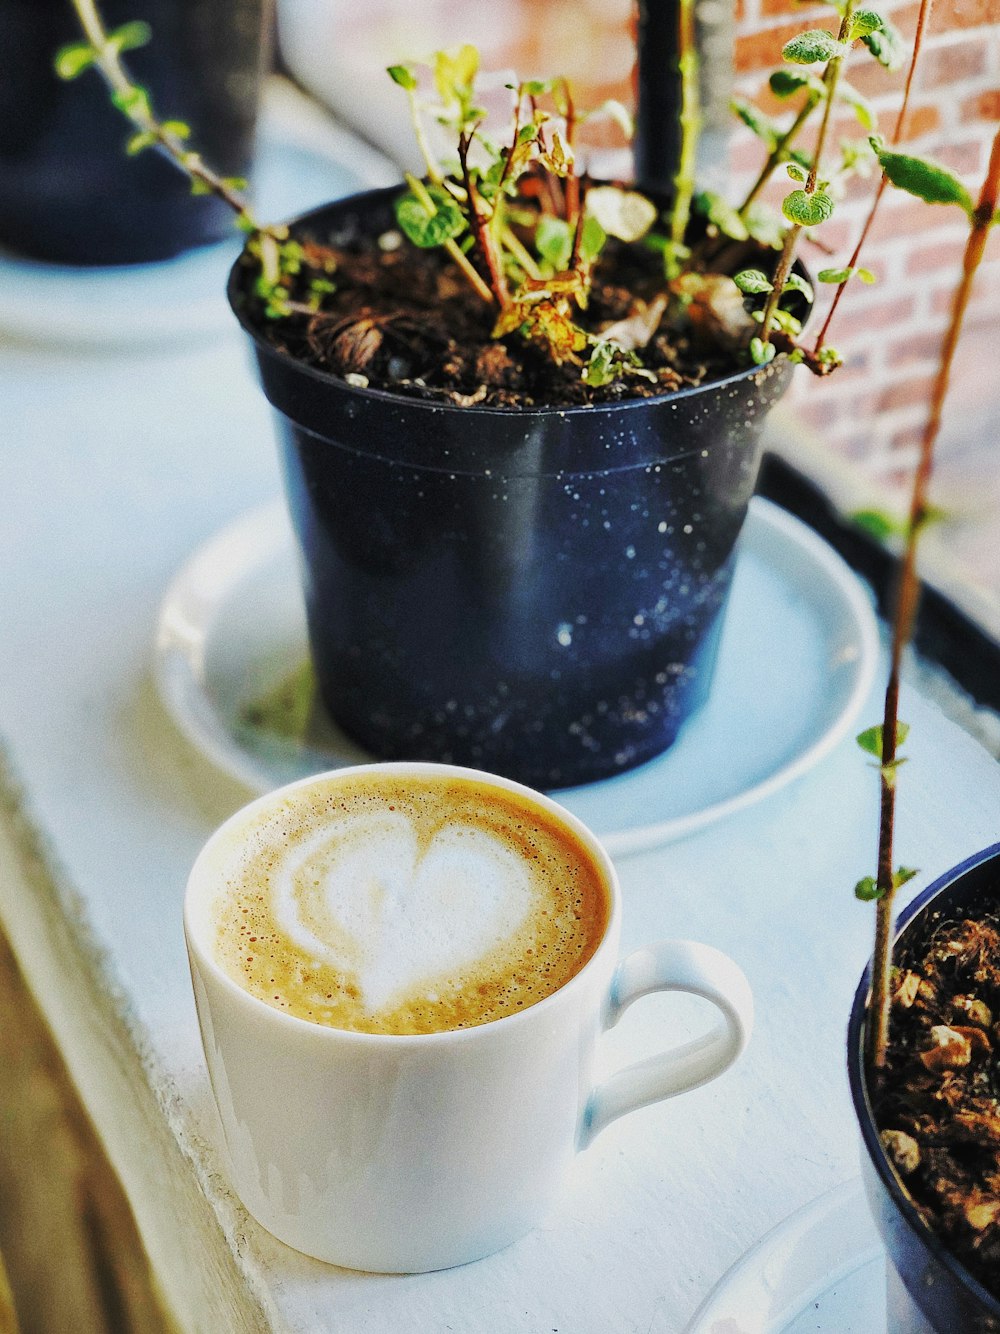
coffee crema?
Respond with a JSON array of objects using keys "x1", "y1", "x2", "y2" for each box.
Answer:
[{"x1": 209, "y1": 772, "x2": 610, "y2": 1035}]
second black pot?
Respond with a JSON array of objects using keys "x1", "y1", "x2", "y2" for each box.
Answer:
[
  {"x1": 230, "y1": 191, "x2": 794, "y2": 789},
  {"x1": 848, "y1": 843, "x2": 1000, "y2": 1333}
]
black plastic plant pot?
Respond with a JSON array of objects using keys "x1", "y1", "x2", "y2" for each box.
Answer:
[
  {"x1": 229, "y1": 189, "x2": 795, "y2": 790},
  {"x1": 848, "y1": 843, "x2": 1000, "y2": 1334},
  {"x1": 0, "y1": 0, "x2": 268, "y2": 265}
]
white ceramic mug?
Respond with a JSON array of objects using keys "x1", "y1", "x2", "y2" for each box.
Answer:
[{"x1": 184, "y1": 763, "x2": 753, "y2": 1273}]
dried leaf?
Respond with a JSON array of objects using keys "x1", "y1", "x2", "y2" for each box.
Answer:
[
  {"x1": 598, "y1": 295, "x2": 668, "y2": 353},
  {"x1": 584, "y1": 187, "x2": 657, "y2": 243}
]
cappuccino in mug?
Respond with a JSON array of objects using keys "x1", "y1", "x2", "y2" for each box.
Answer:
[
  {"x1": 187, "y1": 762, "x2": 752, "y2": 1270},
  {"x1": 209, "y1": 769, "x2": 610, "y2": 1034}
]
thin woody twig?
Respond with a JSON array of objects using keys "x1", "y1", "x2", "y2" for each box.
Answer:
[
  {"x1": 866, "y1": 123, "x2": 1000, "y2": 1073},
  {"x1": 814, "y1": 0, "x2": 935, "y2": 355}
]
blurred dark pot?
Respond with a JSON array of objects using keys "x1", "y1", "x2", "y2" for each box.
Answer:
[
  {"x1": 0, "y1": 0, "x2": 269, "y2": 265},
  {"x1": 229, "y1": 189, "x2": 795, "y2": 789},
  {"x1": 848, "y1": 843, "x2": 1000, "y2": 1333}
]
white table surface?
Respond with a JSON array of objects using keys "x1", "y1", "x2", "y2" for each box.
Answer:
[{"x1": 3, "y1": 139, "x2": 1000, "y2": 1334}]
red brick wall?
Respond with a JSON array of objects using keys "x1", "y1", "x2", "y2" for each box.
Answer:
[{"x1": 732, "y1": 0, "x2": 1000, "y2": 465}]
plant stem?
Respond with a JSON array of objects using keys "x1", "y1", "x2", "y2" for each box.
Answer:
[
  {"x1": 758, "y1": 225, "x2": 801, "y2": 337},
  {"x1": 814, "y1": 0, "x2": 934, "y2": 354},
  {"x1": 502, "y1": 225, "x2": 543, "y2": 280},
  {"x1": 69, "y1": 0, "x2": 263, "y2": 229},
  {"x1": 405, "y1": 172, "x2": 495, "y2": 304},
  {"x1": 737, "y1": 92, "x2": 820, "y2": 219},
  {"x1": 406, "y1": 86, "x2": 445, "y2": 186},
  {"x1": 569, "y1": 178, "x2": 588, "y2": 271},
  {"x1": 561, "y1": 78, "x2": 580, "y2": 232},
  {"x1": 456, "y1": 133, "x2": 510, "y2": 306},
  {"x1": 759, "y1": 0, "x2": 855, "y2": 345},
  {"x1": 866, "y1": 124, "x2": 1000, "y2": 1072}
]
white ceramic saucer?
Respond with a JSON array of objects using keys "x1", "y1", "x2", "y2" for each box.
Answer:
[
  {"x1": 154, "y1": 496, "x2": 878, "y2": 857},
  {"x1": 0, "y1": 79, "x2": 398, "y2": 348},
  {"x1": 685, "y1": 1178, "x2": 885, "y2": 1333}
]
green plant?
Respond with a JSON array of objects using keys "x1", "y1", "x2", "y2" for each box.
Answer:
[
  {"x1": 855, "y1": 123, "x2": 1000, "y2": 1074},
  {"x1": 56, "y1": 0, "x2": 973, "y2": 392}
]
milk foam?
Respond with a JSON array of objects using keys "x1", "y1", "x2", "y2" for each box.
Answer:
[
  {"x1": 273, "y1": 810, "x2": 535, "y2": 1012},
  {"x1": 211, "y1": 773, "x2": 609, "y2": 1034}
]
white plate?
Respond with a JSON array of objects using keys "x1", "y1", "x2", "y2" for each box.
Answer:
[
  {"x1": 685, "y1": 1179, "x2": 886, "y2": 1333},
  {"x1": 0, "y1": 79, "x2": 398, "y2": 347},
  {"x1": 154, "y1": 495, "x2": 878, "y2": 856}
]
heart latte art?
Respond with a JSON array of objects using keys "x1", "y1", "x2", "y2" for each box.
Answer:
[{"x1": 211, "y1": 773, "x2": 609, "y2": 1034}]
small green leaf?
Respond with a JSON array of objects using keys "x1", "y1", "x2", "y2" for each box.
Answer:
[
  {"x1": 771, "y1": 308, "x2": 802, "y2": 336},
  {"x1": 387, "y1": 64, "x2": 417, "y2": 91},
  {"x1": 733, "y1": 268, "x2": 773, "y2": 295},
  {"x1": 856, "y1": 724, "x2": 884, "y2": 757},
  {"x1": 279, "y1": 240, "x2": 304, "y2": 274},
  {"x1": 434, "y1": 44, "x2": 479, "y2": 112},
  {"x1": 731, "y1": 98, "x2": 778, "y2": 148},
  {"x1": 695, "y1": 190, "x2": 749, "y2": 242},
  {"x1": 658, "y1": 238, "x2": 691, "y2": 280},
  {"x1": 782, "y1": 272, "x2": 814, "y2": 303},
  {"x1": 862, "y1": 18, "x2": 906, "y2": 70},
  {"x1": 394, "y1": 190, "x2": 465, "y2": 248},
  {"x1": 162, "y1": 119, "x2": 191, "y2": 140},
  {"x1": 111, "y1": 85, "x2": 152, "y2": 119},
  {"x1": 782, "y1": 189, "x2": 834, "y2": 226},
  {"x1": 189, "y1": 177, "x2": 212, "y2": 196},
  {"x1": 849, "y1": 9, "x2": 884, "y2": 40},
  {"x1": 221, "y1": 175, "x2": 249, "y2": 192},
  {"x1": 838, "y1": 81, "x2": 877, "y2": 132},
  {"x1": 522, "y1": 78, "x2": 553, "y2": 96},
  {"x1": 782, "y1": 30, "x2": 848, "y2": 64},
  {"x1": 855, "y1": 876, "x2": 883, "y2": 902},
  {"x1": 54, "y1": 41, "x2": 97, "y2": 80},
  {"x1": 769, "y1": 69, "x2": 824, "y2": 99},
  {"x1": 125, "y1": 129, "x2": 156, "y2": 155},
  {"x1": 893, "y1": 866, "x2": 919, "y2": 890},
  {"x1": 873, "y1": 144, "x2": 974, "y2": 214},
  {"x1": 582, "y1": 340, "x2": 619, "y2": 388},
  {"x1": 851, "y1": 508, "x2": 900, "y2": 540},
  {"x1": 786, "y1": 162, "x2": 808, "y2": 183},
  {"x1": 817, "y1": 265, "x2": 877, "y2": 286},
  {"x1": 750, "y1": 337, "x2": 776, "y2": 366},
  {"x1": 109, "y1": 20, "x2": 152, "y2": 53},
  {"x1": 856, "y1": 721, "x2": 910, "y2": 758},
  {"x1": 535, "y1": 215, "x2": 573, "y2": 270},
  {"x1": 580, "y1": 215, "x2": 607, "y2": 264}
]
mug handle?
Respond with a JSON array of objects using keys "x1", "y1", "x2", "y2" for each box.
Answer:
[{"x1": 579, "y1": 940, "x2": 753, "y2": 1149}]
